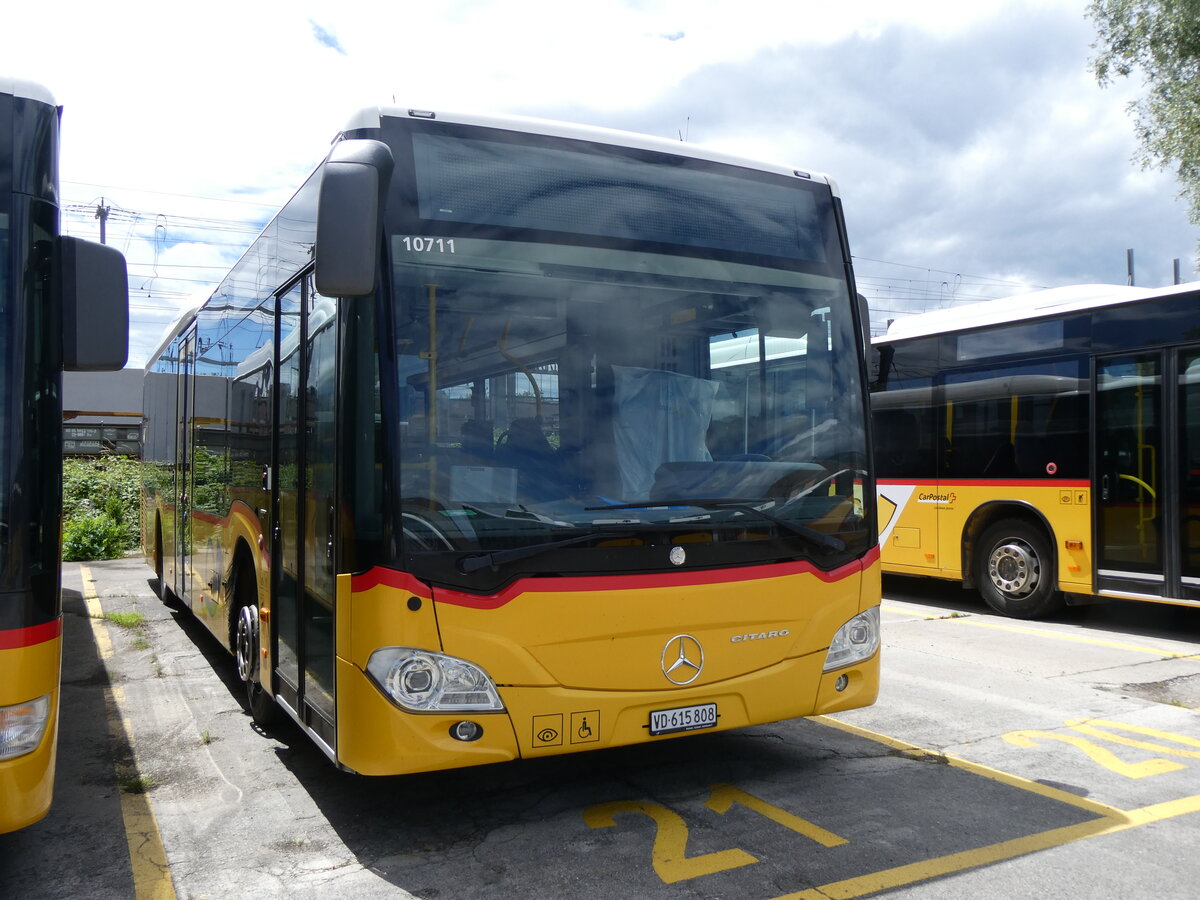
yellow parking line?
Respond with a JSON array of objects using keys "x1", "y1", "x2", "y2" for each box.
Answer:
[
  {"x1": 815, "y1": 715, "x2": 1121, "y2": 817},
  {"x1": 882, "y1": 603, "x2": 1200, "y2": 659},
  {"x1": 945, "y1": 617, "x2": 1200, "y2": 659},
  {"x1": 775, "y1": 716, "x2": 1200, "y2": 899},
  {"x1": 775, "y1": 816, "x2": 1121, "y2": 900},
  {"x1": 881, "y1": 604, "x2": 942, "y2": 619},
  {"x1": 81, "y1": 565, "x2": 177, "y2": 900}
]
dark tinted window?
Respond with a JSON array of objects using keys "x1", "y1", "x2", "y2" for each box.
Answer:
[
  {"x1": 411, "y1": 132, "x2": 829, "y2": 262},
  {"x1": 871, "y1": 339, "x2": 940, "y2": 478},
  {"x1": 941, "y1": 357, "x2": 1087, "y2": 479}
]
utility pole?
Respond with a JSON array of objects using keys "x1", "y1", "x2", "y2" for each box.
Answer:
[
  {"x1": 1174, "y1": 258, "x2": 1181, "y2": 285},
  {"x1": 95, "y1": 197, "x2": 110, "y2": 244},
  {"x1": 1126, "y1": 248, "x2": 1135, "y2": 286}
]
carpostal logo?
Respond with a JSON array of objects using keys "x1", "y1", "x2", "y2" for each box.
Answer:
[{"x1": 917, "y1": 491, "x2": 956, "y2": 504}]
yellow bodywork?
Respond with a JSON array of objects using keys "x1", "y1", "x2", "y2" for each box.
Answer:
[
  {"x1": 877, "y1": 480, "x2": 1093, "y2": 595},
  {"x1": 0, "y1": 633, "x2": 60, "y2": 834},
  {"x1": 336, "y1": 558, "x2": 880, "y2": 776}
]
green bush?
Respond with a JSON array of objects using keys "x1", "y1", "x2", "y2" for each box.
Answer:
[
  {"x1": 62, "y1": 456, "x2": 142, "y2": 560},
  {"x1": 63, "y1": 513, "x2": 128, "y2": 562}
]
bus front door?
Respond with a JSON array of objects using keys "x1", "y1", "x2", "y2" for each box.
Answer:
[
  {"x1": 1095, "y1": 352, "x2": 1168, "y2": 600},
  {"x1": 1180, "y1": 350, "x2": 1200, "y2": 602},
  {"x1": 270, "y1": 277, "x2": 338, "y2": 755},
  {"x1": 175, "y1": 330, "x2": 196, "y2": 604}
]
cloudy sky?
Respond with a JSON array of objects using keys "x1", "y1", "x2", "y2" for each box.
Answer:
[{"x1": 6, "y1": 0, "x2": 1197, "y2": 363}]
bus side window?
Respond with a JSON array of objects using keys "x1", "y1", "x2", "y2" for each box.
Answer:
[{"x1": 875, "y1": 409, "x2": 923, "y2": 476}]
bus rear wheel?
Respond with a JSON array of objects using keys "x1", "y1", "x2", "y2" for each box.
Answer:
[
  {"x1": 976, "y1": 519, "x2": 1064, "y2": 619},
  {"x1": 153, "y1": 523, "x2": 174, "y2": 606},
  {"x1": 233, "y1": 561, "x2": 280, "y2": 727}
]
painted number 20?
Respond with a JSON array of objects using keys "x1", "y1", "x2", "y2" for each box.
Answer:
[{"x1": 1004, "y1": 719, "x2": 1200, "y2": 779}]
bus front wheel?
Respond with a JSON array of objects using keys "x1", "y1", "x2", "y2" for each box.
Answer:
[{"x1": 976, "y1": 519, "x2": 1064, "y2": 619}]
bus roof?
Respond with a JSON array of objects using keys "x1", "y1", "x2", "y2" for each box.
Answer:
[
  {"x1": 341, "y1": 106, "x2": 840, "y2": 197},
  {"x1": 143, "y1": 301, "x2": 202, "y2": 372},
  {"x1": 878, "y1": 281, "x2": 1200, "y2": 343},
  {"x1": 0, "y1": 76, "x2": 56, "y2": 106}
]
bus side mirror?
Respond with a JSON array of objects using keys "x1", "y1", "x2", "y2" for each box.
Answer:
[
  {"x1": 315, "y1": 139, "x2": 395, "y2": 298},
  {"x1": 857, "y1": 292, "x2": 871, "y2": 353},
  {"x1": 59, "y1": 236, "x2": 128, "y2": 371}
]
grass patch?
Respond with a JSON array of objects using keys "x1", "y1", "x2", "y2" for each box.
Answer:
[
  {"x1": 119, "y1": 774, "x2": 158, "y2": 794},
  {"x1": 105, "y1": 611, "x2": 146, "y2": 628}
]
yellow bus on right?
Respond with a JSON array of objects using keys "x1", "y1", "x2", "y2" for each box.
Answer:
[{"x1": 871, "y1": 282, "x2": 1200, "y2": 619}]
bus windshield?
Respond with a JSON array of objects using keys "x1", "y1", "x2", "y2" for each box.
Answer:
[
  {"x1": 387, "y1": 232, "x2": 869, "y2": 588},
  {"x1": 0, "y1": 211, "x2": 8, "y2": 545}
]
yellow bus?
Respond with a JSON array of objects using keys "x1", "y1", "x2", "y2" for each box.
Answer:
[
  {"x1": 872, "y1": 281, "x2": 1200, "y2": 619},
  {"x1": 0, "y1": 77, "x2": 127, "y2": 833},
  {"x1": 142, "y1": 107, "x2": 880, "y2": 775}
]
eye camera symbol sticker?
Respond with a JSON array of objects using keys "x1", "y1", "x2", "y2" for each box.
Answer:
[
  {"x1": 662, "y1": 634, "x2": 704, "y2": 685},
  {"x1": 537, "y1": 727, "x2": 559, "y2": 743}
]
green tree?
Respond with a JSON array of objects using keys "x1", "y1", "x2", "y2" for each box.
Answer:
[{"x1": 1089, "y1": 1, "x2": 1200, "y2": 233}]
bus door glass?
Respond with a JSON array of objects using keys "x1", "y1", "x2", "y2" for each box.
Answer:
[
  {"x1": 273, "y1": 284, "x2": 303, "y2": 702},
  {"x1": 175, "y1": 331, "x2": 197, "y2": 603},
  {"x1": 1179, "y1": 351, "x2": 1200, "y2": 600},
  {"x1": 271, "y1": 278, "x2": 337, "y2": 745},
  {"x1": 1096, "y1": 353, "x2": 1165, "y2": 595},
  {"x1": 303, "y1": 280, "x2": 337, "y2": 727}
]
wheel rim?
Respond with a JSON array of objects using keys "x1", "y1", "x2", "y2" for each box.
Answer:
[
  {"x1": 987, "y1": 539, "x2": 1040, "y2": 598},
  {"x1": 235, "y1": 605, "x2": 258, "y2": 683}
]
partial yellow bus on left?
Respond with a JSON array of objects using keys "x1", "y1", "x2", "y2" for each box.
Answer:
[{"x1": 0, "y1": 77, "x2": 128, "y2": 834}]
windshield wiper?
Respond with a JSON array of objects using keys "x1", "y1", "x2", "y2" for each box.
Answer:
[
  {"x1": 716, "y1": 502, "x2": 845, "y2": 553},
  {"x1": 456, "y1": 529, "x2": 637, "y2": 574},
  {"x1": 587, "y1": 498, "x2": 844, "y2": 554}
]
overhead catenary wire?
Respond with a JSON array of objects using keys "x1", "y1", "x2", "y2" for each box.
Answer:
[{"x1": 57, "y1": 183, "x2": 1073, "y2": 343}]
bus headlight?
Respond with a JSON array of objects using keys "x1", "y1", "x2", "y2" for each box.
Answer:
[
  {"x1": 822, "y1": 607, "x2": 880, "y2": 672},
  {"x1": 366, "y1": 648, "x2": 505, "y2": 712},
  {"x1": 0, "y1": 695, "x2": 51, "y2": 761}
]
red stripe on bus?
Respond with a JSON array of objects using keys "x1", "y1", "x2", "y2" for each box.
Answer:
[
  {"x1": 877, "y1": 478, "x2": 1089, "y2": 489},
  {"x1": 0, "y1": 618, "x2": 62, "y2": 650},
  {"x1": 439, "y1": 555, "x2": 871, "y2": 610},
  {"x1": 353, "y1": 551, "x2": 876, "y2": 610},
  {"x1": 350, "y1": 568, "x2": 435, "y2": 596}
]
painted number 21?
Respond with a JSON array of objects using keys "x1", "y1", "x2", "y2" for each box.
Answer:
[{"x1": 583, "y1": 783, "x2": 846, "y2": 884}]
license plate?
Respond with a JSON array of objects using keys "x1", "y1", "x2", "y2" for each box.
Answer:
[{"x1": 649, "y1": 702, "x2": 718, "y2": 736}]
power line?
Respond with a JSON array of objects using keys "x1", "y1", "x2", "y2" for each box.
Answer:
[
  {"x1": 852, "y1": 255, "x2": 1050, "y2": 290},
  {"x1": 63, "y1": 180, "x2": 282, "y2": 210}
]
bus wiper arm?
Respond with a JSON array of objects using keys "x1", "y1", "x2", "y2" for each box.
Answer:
[
  {"x1": 716, "y1": 503, "x2": 845, "y2": 553},
  {"x1": 586, "y1": 499, "x2": 845, "y2": 554},
  {"x1": 456, "y1": 530, "x2": 637, "y2": 574},
  {"x1": 585, "y1": 498, "x2": 763, "y2": 511}
]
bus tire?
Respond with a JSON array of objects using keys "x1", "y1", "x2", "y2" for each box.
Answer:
[
  {"x1": 233, "y1": 560, "x2": 280, "y2": 727},
  {"x1": 976, "y1": 518, "x2": 1064, "y2": 619},
  {"x1": 153, "y1": 522, "x2": 175, "y2": 606}
]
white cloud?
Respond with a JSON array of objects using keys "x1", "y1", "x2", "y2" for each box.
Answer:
[{"x1": 4, "y1": 0, "x2": 1197, "y2": 357}]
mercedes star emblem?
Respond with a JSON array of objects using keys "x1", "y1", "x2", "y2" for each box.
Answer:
[{"x1": 661, "y1": 634, "x2": 704, "y2": 685}]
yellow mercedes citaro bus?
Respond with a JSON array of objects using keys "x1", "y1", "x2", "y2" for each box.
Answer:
[
  {"x1": 873, "y1": 282, "x2": 1200, "y2": 619},
  {"x1": 1, "y1": 77, "x2": 127, "y2": 833},
  {"x1": 142, "y1": 107, "x2": 880, "y2": 775}
]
